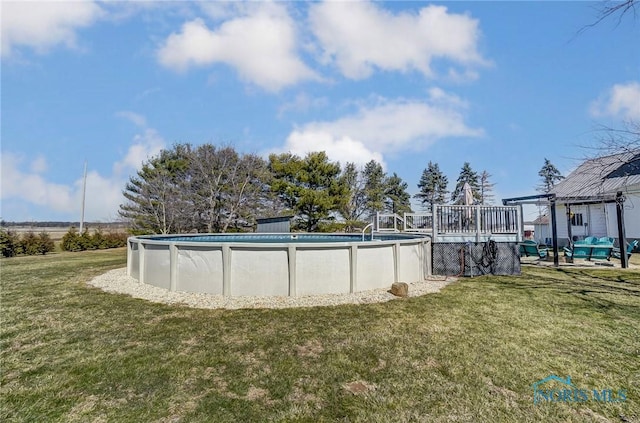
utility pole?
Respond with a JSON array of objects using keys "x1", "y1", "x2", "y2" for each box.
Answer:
[{"x1": 79, "y1": 161, "x2": 87, "y2": 233}]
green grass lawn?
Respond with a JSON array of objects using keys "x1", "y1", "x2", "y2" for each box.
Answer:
[{"x1": 1, "y1": 249, "x2": 639, "y2": 422}]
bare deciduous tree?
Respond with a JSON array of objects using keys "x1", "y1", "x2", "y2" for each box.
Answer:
[
  {"x1": 339, "y1": 162, "x2": 368, "y2": 231},
  {"x1": 579, "y1": 0, "x2": 637, "y2": 34},
  {"x1": 479, "y1": 170, "x2": 495, "y2": 205},
  {"x1": 570, "y1": 121, "x2": 640, "y2": 195},
  {"x1": 120, "y1": 143, "x2": 276, "y2": 234}
]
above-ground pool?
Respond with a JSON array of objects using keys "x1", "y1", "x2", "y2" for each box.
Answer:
[{"x1": 127, "y1": 233, "x2": 432, "y2": 297}]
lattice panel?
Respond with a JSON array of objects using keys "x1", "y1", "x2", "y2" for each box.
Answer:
[{"x1": 432, "y1": 242, "x2": 521, "y2": 277}]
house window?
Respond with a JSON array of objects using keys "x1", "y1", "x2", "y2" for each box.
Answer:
[{"x1": 571, "y1": 213, "x2": 584, "y2": 226}]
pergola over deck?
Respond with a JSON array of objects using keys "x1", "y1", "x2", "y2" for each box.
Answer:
[{"x1": 501, "y1": 192, "x2": 629, "y2": 268}]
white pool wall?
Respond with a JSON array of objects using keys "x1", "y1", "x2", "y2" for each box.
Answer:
[{"x1": 127, "y1": 233, "x2": 432, "y2": 297}]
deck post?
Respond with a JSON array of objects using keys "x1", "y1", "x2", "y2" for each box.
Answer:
[
  {"x1": 516, "y1": 205, "x2": 523, "y2": 243},
  {"x1": 475, "y1": 205, "x2": 481, "y2": 243},
  {"x1": 616, "y1": 191, "x2": 628, "y2": 269},
  {"x1": 550, "y1": 195, "x2": 559, "y2": 267},
  {"x1": 432, "y1": 205, "x2": 438, "y2": 242},
  {"x1": 566, "y1": 204, "x2": 573, "y2": 245}
]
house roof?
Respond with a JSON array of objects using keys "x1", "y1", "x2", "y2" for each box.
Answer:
[
  {"x1": 532, "y1": 215, "x2": 549, "y2": 225},
  {"x1": 550, "y1": 150, "x2": 640, "y2": 201}
]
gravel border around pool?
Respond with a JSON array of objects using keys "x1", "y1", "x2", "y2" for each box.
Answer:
[{"x1": 88, "y1": 268, "x2": 456, "y2": 310}]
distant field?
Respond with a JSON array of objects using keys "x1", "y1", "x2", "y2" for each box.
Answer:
[{"x1": 6, "y1": 225, "x2": 128, "y2": 242}]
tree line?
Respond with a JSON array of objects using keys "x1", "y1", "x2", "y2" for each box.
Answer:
[
  {"x1": 119, "y1": 143, "x2": 568, "y2": 234},
  {"x1": 118, "y1": 144, "x2": 415, "y2": 234}
]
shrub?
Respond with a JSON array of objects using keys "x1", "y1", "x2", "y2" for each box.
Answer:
[
  {"x1": 91, "y1": 229, "x2": 108, "y2": 249},
  {"x1": 316, "y1": 220, "x2": 344, "y2": 233},
  {"x1": 19, "y1": 231, "x2": 40, "y2": 255},
  {"x1": 0, "y1": 228, "x2": 20, "y2": 257},
  {"x1": 61, "y1": 227, "x2": 83, "y2": 252},
  {"x1": 36, "y1": 232, "x2": 55, "y2": 255},
  {"x1": 61, "y1": 227, "x2": 128, "y2": 252},
  {"x1": 16, "y1": 231, "x2": 55, "y2": 256},
  {"x1": 79, "y1": 229, "x2": 94, "y2": 250},
  {"x1": 104, "y1": 232, "x2": 128, "y2": 248}
]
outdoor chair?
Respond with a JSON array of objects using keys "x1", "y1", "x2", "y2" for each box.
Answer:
[
  {"x1": 574, "y1": 236, "x2": 597, "y2": 245},
  {"x1": 590, "y1": 241, "x2": 614, "y2": 261},
  {"x1": 564, "y1": 244, "x2": 592, "y2": 260},
  {"x1": 612, "y1": 240, "x2": 639, "y2": 260},
  {"x1": 598, "y1": 237, "x2": 614, "y2": 244},
  {"x1": 519, "y1": 240, "x2": 548, "y2": 259}
]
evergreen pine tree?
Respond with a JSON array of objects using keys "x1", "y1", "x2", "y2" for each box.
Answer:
[
  {"x1": 362, "y1": 160, "x2": 387, "y2": 218},
  {"x1": 269, "y1": 151, "x2": 347, "y2": 232},
  {"x1": 451, "y1": 162, "x2": 480, "y2": 204},
  {"x1": 414, "y1": 161, "x2": 448, "y2": 209},
  {"x1": 537, "y1": 158, "x2": 564, "y2": 193},
  {"x1": 384, "y1": 173, "x2": 412, "y2": 214}
]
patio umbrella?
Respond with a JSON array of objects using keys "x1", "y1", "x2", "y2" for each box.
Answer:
[
  {"x1": 463, "y1": 182, "x2": 474, "y2": 206},
  {"x1": 462, "y1": 182, "x2": 474, "y2": 226}
]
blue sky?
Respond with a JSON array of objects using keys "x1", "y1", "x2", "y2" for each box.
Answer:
[{"x1": 2, "y1": 1, "x2": 639, "y2": 222}]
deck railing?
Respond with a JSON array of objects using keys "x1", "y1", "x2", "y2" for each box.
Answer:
[
  {"x1": 375, "y1": 212, "x2": 405, "y2": 232},
  {"x1": 404, "y1": 212, "x2": 433, "y2": 232},
  {"x1": 434, "y1": 205, "x2": 519, "y2": 234},
  {"x1": 376, "y1": 205, "x2": 522, "y2": 241}
]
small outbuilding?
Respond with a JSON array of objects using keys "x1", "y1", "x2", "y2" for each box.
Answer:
[
  {"x1": 532, "y1": 214, "x2": 551, "y2": 245},
  {"x1": 256, "y1": 216, "x2": 293, "y2": 233}
]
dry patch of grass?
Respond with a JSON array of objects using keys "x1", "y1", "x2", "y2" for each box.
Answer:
[{"x1": 1, "y1": 249, "x2": 639, "y2": 422}]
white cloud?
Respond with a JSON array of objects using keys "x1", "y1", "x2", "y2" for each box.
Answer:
[
  {"x1": 590, "y1": 81, "x2": 640, "y2": 120},
  {"x1": 30, "y1": 155, "x2": 49, "y2": 174},
  {"x1": 1, "y1": 116, "x2": 166, "y2": 221},
  {"x1": 284, "y1": 131, "x2": 384, "y2": 168},
  {"x1": 116, "y1": 111, "x2": 147, "y2": 128},
  {"x1": 1, "y1": 153, "x2": 74, "y2": 214},
  {"x1": 309, "y1": 2, "x2": 487, "y2": 80},
  {"x1": 113, "y1": 114, "x2": 166, "y2": 176},
  {"x1": 278, "y1": 90, "x2": 483, "y2": 167},
  {"x1": 79, "y1": 171, "x2": 128, "y2": 222},
  {"x1": 157, "y1": 3, "x2": 319, "y2": 91},
  {"x1": 198, "y1": 2, "x2": 236, "y2": 21},
  {"x1": 1, "y1": 0, "x2": 103, "y2": 57},
  {"x1": 113, "y1": 129, "x2": 165, "y2": 176},
  {"x1": 0, "y1": 155, "x2": 124, "y2": 221}
]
